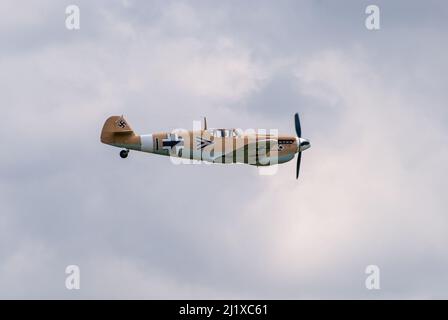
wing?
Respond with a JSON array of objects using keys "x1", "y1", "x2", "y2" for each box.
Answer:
[{"x1": 248, "y1": 139, "x2": 278, "y2": 161}]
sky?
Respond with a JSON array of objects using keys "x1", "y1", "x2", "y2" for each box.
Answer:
[{"x1": 0, "y1": 0, "x2": 448, "y2": 299}]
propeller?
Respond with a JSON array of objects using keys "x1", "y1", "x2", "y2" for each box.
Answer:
[
  {"x1": 296, "y1": 151, "x2": 302, "y2": 179},
  {"x1": 294, "y1": 113, "x2": 310, "y2": 179}
]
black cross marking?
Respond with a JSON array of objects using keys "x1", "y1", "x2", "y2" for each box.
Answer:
[{"x1": 162, "y1": 140, "x2": 181, "y2": 149}]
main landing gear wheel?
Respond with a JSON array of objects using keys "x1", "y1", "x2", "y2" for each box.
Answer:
[{"x1": 120, "y1": 150, "x2": 129, "y2": 159}]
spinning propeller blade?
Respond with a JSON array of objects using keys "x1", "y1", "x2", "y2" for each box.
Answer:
[{"x1": 294, "y1": 113, "x2": 309, "y2": 180}]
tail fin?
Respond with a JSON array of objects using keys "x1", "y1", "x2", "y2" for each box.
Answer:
[{"x1": 100, "y1": 115, "x2": 135, "y2": 145}]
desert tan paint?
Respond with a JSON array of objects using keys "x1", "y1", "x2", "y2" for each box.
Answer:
[{"x1": 100, "y1": 115, "x2": 299, "y2": 165}]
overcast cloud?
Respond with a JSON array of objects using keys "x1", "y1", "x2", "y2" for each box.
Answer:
[{"x1": 0, "y1": 0, "x2": 448, "y2": 299}]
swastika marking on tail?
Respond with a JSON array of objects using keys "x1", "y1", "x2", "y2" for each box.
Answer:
[{"x1": 117, "y1": 119, "x2": 127, "y2": 129}]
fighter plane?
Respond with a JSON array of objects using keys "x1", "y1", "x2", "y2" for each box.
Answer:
[{"x1": 100, "y1": 113, "x2": 311, "y2": 179}]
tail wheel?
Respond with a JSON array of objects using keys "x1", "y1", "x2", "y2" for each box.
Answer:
[{"x1": 120, "y1": 150, "x2": 129, "y2": 159}]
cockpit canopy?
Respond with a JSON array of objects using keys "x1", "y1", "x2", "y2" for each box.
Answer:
[{"x1": 207, "y1": 128, "x2": 243, "y2": 138}]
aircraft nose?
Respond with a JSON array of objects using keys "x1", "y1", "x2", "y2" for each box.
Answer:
[{"x1": 296, "y1": 137, "x2": 311, "y2": 152}]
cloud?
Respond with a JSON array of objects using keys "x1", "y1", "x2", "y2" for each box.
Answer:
[{"x1": 237, "y1": 49, "x2": 448, "y2": 298}]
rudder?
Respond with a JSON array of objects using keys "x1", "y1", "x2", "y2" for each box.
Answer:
[{"x1": 100, "y1": 115, "x2": 135, "y2": 145}]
